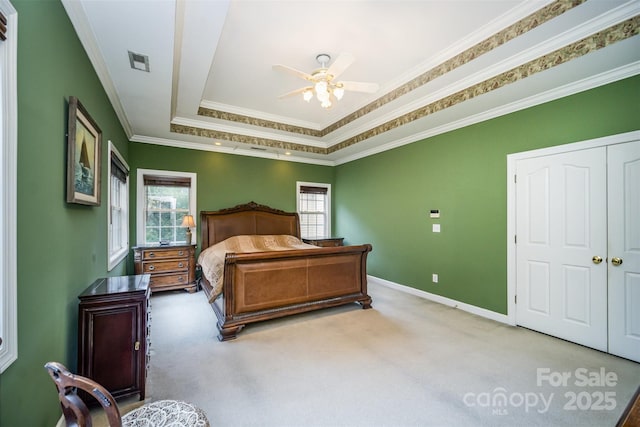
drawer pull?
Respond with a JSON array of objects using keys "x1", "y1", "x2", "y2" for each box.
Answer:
[
  {"x1": 178, "y1": 262, "x2": 184, "y2": 268},
  {"x1": 178, "y1": 251, "x2": 184, "y2": 256},
  {"x1": 148, "y1": 252, "x2": 155, "y2": 258},
  {"x1": 148, "y1": 265, "x2": 155, "y2": 271},
  {"x1": 178, "y1": 276, "x2": 184, "y2": 282}
]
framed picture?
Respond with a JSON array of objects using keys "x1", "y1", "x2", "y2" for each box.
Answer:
[{"x1": 66, "y1": 96, "x2": 101, "y2": 205}]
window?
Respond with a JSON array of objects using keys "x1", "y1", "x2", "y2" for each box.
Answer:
[
  {"x1": 296, "y1": 182, "x2": 331, "y2": 239},
  {"x1": 107, "y1": 141, "x2": 129, "y2": 270},
  {"x1": 136, "y1": 169, "x2": 196, "y2": 245},
  {"x1": 0, "y1": 0, "x2": 17, "y2": 373}
]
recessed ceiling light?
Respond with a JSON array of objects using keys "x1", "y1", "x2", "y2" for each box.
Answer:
[
  {"x1": 285, "y1": 152, "x2": 291, "y2": 156},
  {"x1": 214, "y1": 142, "x2": 222, "y2": 146},
  {"x1": 128, "y1": 51, "x2": 150, "y2": 72}
]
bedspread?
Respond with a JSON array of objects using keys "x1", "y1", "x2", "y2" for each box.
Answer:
[{"x1": 198, "y1": 235, "x2": 316, "y2": 302}]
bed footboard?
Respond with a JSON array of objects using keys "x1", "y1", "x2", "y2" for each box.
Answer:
[{"x1": 201, "y1": 244, "x2": 372, "y2": 341}]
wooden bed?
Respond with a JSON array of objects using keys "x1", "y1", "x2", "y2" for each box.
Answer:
[{"x1": 198, "y1": 202, "x2": 372, "y2": 341}]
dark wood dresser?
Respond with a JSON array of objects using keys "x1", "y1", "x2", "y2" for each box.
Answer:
[
  {"x1": 77, "y1": 274, "x2": 150, "y2": 401},
  {"x1": 302, "y1": 237, "x2": 344, "y2": 247},
  {"x1": 133, "y1": 244, "x2": 196, "y2": 293}
]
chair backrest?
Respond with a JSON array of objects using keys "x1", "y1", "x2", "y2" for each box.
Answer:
[{"x1": 44, "y1": 361, "x2": 123, "y2": 427}]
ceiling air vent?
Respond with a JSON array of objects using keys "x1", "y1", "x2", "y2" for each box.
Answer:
[
  {"x1": 128, "y1": 51, "x2": 150, "y2": 72},
  {"x1": 250, "y1": 147, "x2": 267, "y2": 151}
]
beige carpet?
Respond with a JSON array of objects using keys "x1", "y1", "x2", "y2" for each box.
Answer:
[{"x1": 130, "y1": 283, "x2": 640, "y2": 427}]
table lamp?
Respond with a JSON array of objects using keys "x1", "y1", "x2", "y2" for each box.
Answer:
[{"x1": 181, "y1": 214, "x2": 195, "y2": 244}]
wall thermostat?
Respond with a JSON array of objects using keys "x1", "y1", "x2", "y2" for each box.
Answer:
[{"x1": 430, "y1": 209, "x2": 440, "y2": 218}]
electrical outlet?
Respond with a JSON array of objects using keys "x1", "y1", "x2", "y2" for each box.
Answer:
[{"x1": 432, "y1": 274, "x2": 438, "y2": 283}]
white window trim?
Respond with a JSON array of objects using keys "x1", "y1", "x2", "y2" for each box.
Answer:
[
  {"x1": 296, "y1": 181, "x2": 332, "y2": 238},
  {"x1": 0, "y1": 0, "x2": 18, "y2": 373},
  {"x1": 136, "y1": 169, "x2": 197, "y2": 245},
  {"x1": 107, "y1": 141, "x2": 129, "y2": 271}
]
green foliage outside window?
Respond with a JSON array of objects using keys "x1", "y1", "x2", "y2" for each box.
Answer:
[{"x1": 145, "y1": 185, "x2": 190, "y2": 244}]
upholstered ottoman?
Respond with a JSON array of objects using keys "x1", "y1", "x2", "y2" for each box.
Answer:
[{"x1": 122, "y1": 400, "x2": 209, "y2": 427}]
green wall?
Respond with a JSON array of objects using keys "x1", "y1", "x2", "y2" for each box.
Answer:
[
  {"x1": 0, "y1": 0, "x2": 130, "y2": 425},
  {"x1": 0, "y1": 3, "x2": 333, "y2": 424},
  {"x1": 1, "y1": 1, "x2": 638, "y2": 426},
  {"x1": 335, "y1": 75, "x2": 640, "y2": 314}
]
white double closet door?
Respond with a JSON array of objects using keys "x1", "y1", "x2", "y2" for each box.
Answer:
[{"x1": 515, "y1": 140, "x2": 640, "y2": 362}]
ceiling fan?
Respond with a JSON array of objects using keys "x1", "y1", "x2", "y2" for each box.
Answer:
[{"x1": 273, "y1": 53, "x2": 379, "y2": 109}]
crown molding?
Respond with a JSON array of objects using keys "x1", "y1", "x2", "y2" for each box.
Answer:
[
  {"x1": 171, "y1": 116, "x2": 326, "y2": 148},
  {"x1": 61, "y1": 0, "x2": 134, "y2": 139},
  {"x1": 138, "y1": 60, "x2": 640, "y2": 167},
  {"x1": 335, "y1": 62, "x2": 640, "y2": 165},
  {"x1": 131, "y1": 134, "x2": 335, "y2": 166},
  {"x1": 199, "y1": 100, "x2": 323, "y2": 131}
]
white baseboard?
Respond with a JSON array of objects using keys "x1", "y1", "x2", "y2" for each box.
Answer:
[{"x1": 368, "y1": 275, "x2": 513, "y2": 325}]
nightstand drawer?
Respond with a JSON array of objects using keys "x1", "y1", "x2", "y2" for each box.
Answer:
[
  {"x1": 133, "y1": 245, "x2": 197, "y2": 293},
  {"x1": 143, "y1": 260, "x2": 188, "y2": 273},
  {"x1": 149, "y1": 273, "x2": 190, "y2": 288},
  {"x1": 142, "y1": 248, "x2": 189, "y2": 260}
]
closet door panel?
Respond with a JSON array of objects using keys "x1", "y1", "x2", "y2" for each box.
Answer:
[{"x1": 607, "y1": 140, "x2": 640, "y2": 362}]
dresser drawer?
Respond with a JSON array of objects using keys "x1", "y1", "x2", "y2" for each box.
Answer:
[
  {"x1": 142, "y1": 248, "x2": 189, "y2": 260},
  {"x1": 133, "y1": 245, "x2": 196, "y2": 293},
  {"x1": 148, "y1": 273, "x2": 190, "y2": 288},
  {"x1": 143, "y1": 260, "x2": 188, "y2": 274}
]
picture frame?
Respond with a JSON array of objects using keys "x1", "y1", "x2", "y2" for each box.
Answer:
[{"x1": 66, "y1": 96, "x2": 101, "y2": 206}]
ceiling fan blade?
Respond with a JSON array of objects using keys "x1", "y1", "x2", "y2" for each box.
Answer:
[
  {"x1": 273, "y1": 64, "x2": 313, "y2": 81},
  {"x1": 327, "y1": 53, "x2": 354, "y2": 79},
  {"x1": 277, "y1": 86, "x2": 312, "y2": 99},
  {"x1": 339, "y1": 81, "x2": 380, "y2": 93}
]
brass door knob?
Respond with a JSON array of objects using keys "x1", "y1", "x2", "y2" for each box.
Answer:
[
  {"x1": 611, "y1": 257, "x2": 623, "y2": 266},
  {"x1": 592, "y1": 256, "x2": 603, "y2": 264}
]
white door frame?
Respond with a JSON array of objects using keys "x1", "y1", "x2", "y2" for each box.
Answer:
[{"x1": 506, "y1": 130, "x2": 640, "y2": 326}]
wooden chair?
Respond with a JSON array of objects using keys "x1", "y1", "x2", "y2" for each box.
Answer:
[{"x1": 45, "y1": 362, "x2": 209, "y2": 427}]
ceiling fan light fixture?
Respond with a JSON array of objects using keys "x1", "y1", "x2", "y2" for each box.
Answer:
[
  {"x1": 316, "y1": 53, "x2": 331, "y2": 68},
  {"x1": 303, "y1": 89, "x2": 313, "y2": 102},
  {"x1": 315, "y1": 81, "x2": 328, "y2": 97},
  {"x1": 333, "y1": 86, "x2": 344, "y2": 100},
  {"x1": 275, "y1": 53, "x2": 378, "y2": 110}
]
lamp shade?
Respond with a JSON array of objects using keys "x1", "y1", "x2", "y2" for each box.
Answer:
[{"x1": 181, "y1": 214, "x2": 195, "y2": 228}]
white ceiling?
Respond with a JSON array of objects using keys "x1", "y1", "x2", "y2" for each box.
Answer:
[{"x1": 62, "y1": 0, "x2": 639, "y2": 166}]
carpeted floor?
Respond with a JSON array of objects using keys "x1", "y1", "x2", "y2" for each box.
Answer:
[{"x1": 117, "y1": 282, "x2": 639, "y2": 427}]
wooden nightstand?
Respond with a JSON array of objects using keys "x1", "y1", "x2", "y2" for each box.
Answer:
[
  {"x1": 133, "y1": 244, "x2": 196, "y2": 293},
  {"x1": 77, "y1": 275, "x2": 150, "y2": 401},
  {"x1": 302, "y1": 237, "x2": 344, "y2": 247}
]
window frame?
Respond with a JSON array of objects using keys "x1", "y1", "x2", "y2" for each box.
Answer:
[
  {"x1": 0, "y1": 0, "x2": 17, "y2": 373},
  {"x1": 136, "y1": 169, "x2": 197, "y2": 245},
  {"x1": 296, "y1": 181, "x2": 332, "y2": 239},
  {"x1": 107, "y1": 141, "x2": 129, "y2": 270}
]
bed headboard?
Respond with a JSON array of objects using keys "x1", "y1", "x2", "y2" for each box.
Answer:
[{"x1": 200, "y1": 201, "x2": 301, "y2": 249}]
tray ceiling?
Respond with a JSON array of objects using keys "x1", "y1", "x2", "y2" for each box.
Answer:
[{"x1": 62, "y1": 0, "x2": 640, "y2": 166}]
